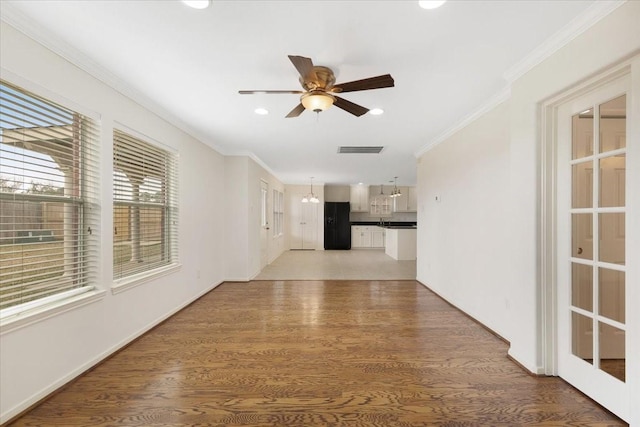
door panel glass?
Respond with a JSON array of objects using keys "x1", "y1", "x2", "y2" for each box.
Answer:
[
  {"x1": 599, "y1": 213, "x2": 625, "y2": 264},
  {"x1": 572, "y1": 110, "x2": 593, "y2": 159},
  {"x1": 571, "y1": 263, "x2": 592, "y2": 311},
  {"x1": 599, "y1": 155, "x2": 625, "y2": 207},
  {"x1": 572, "y1": 162, "x2": 593, "y2": 208},
  {"x1": 599, "y1": 269, "x2": 625, "y2": 323},
  {"x1": 598, "y1": 322, "x2": 625, "y2": 382},
  {"x1": 571, "y1": 213, "x2": 592, "y2": 260},
  {"x1": 572, "y1": 311, "x2": 593, "y2": 363},
  {"x1": 599, "y1": 95, "x2": 626, "y2": 153}
]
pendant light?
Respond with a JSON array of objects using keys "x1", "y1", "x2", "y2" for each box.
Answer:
[
  {"x1": 302, "y1": 177, "x2": 320, "y2": 204},
  {"x1": 390, "y1": 176, "x2": 402, "y2": 198}
]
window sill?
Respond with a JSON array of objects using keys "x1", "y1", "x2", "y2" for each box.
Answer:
[
  {"x1": 112, "y1": 263, "x2": 182, "y2": 295},
  {"x1": 0, "y1": 289, "x2": 106, "y2": 335}
]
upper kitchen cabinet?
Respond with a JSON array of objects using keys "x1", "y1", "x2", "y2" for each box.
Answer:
[
  {"x1": 393, "y1": 186, "x2": 417, "y2": 212},
  {"x1": 370, "y1": 185, "x2": 393, "y2": 217},
  {"x1": 350, "y1": 184, "x2": 369, "y2": 212}
]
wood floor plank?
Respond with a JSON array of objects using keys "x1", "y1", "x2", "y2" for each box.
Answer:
[{"x1": 8, "y1": 281, "x2": 626, "y2": 426}]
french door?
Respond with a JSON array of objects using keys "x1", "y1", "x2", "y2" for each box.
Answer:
[{"x1": 556, "y1": 75, "x2": 630, "y2": 420}]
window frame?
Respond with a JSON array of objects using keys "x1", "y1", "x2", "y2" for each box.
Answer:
[
  {"x1": 112, "y1": 126, "x2": 179, "y2": 291},
  {"x1": 0, "y1": 78, "x2": 101, "y2": 324},
  {"x1": 273, "y1": 189, "x2": 284, "y2": 237}
]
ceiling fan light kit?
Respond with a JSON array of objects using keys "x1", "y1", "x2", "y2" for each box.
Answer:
[
  {"x1": 301, "y1": 91, "x2": 335, "y2": 112},
  {"x1": 418, "y1": 0, "x2": 447, "y2": 10},
  {"x1": 181, "y1": 0, "x2": 211, "y2": 10},
  {"x1": 239, "y1": 55, "x2": 394, "y2": 118}
]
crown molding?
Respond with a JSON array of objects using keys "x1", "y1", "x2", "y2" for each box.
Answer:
[
  {"x1": 0, "y1": 3, "x2": 229, "y2": 156},
  {"x1": 414, "y1": 0, "x2": 626, "y2": 158},
  {"x1": 414, "y1": 86, "x2": 511, "y2": 158},
  {"x1": 226, "y1": 150, "x2": 281, "y2": 180},
  {"x1": 503, "y1": 0, "x2": 626, "y2": 83}
]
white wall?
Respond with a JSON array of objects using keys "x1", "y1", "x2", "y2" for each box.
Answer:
[
  {"x1": 223, "y1": 156, "x2": 286, "y2": 280},
  {"x1": 247, "y1": 157, "x2": 286, "y2": 274},
  {"x1": 224, "y1": 156, "x2": 250, "y2": 280},
  {"x1": 416, "y1": 99, "x2": 512, "y2": 340},
  {"x1": 0, "y1": 21, "x2": 229, "y2": 422},
  {"x1": 324, "y1": 185, "x2": 350, "y2": 202},
  {"x1": 416, "y1": 2, "x2": 640, "y2": 424}
]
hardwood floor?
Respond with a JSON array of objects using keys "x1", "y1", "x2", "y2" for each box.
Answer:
[{"x1": 9, "y1": 281, "x2": 625, "y2": 426}]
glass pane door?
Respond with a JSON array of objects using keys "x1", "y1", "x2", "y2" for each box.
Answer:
[
  {"x1": 570, "y1": 95, "x2": 626, "y2": 381},
  {"x1": 556, "y1": 73, "x2": 630, "y2": 422}
]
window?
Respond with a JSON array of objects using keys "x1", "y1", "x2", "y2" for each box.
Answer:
[
  {"x1": 260, "y1": 183, "x2": 268, "y2": 228},
  {"x1": 0, "y1": 80, "x2": 99, "y2": 314},
  {"x1": 273, "y1": 189, "x2": 284, "y2": 236},
  {"x1": 113, "y1": 129, "x2": 178, "y2": 281}
]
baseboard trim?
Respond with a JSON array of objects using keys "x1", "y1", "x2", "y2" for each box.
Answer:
[
  {"x1": 1, "y1": 280, "x2": 223, "y2": 425},
  {"x1": 415, "y1": 280, "x2": 510, "y2": 345}
]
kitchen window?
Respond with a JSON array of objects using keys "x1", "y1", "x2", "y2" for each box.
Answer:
[
  {"x1": 113, "y1": 129, "x2": 178, "y2": 282},
  {"x1": 0, "y1": 80, "x2": 99, "y2": 315}
]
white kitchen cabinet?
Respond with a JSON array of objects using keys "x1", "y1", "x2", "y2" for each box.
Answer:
[
  {"x1": 385, "y1": 227, "x2": 417, "y2": 260},
  {"x1": 371, "y1": 228, "x2": 385, "y2": 248},
  {"x1": 352, "y1": 226, "x2": 385, "y2": 248},
  {"x1": 393, "y1": 186, "x2": 409, "y2": 212},
  {"x1": 393, "y1": 186, "x2": 417, "y2": 212},
  {"x1": 369, "y1": 185, "x2": 392, "y2": 217},
  {"x1": 350, "y1": 185, "x2": 369, "y2": 212},
  {"x1": 352, "y1": 226, "x2": 370, "y2": 247}
]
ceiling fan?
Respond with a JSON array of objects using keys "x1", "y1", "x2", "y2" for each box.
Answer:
[{"x1": 239, "y1": 55, "x2": 394, "y2": 118}]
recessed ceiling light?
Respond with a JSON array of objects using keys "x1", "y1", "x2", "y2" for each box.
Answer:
[
  {"x1": 419, "y1": 0, "x2": 446, "y2": 10},
  {"x1": 182, "y1": 0, "x2": 211, "y2": 10},
  {"x1": 369, "y1": 108, "x2": 384, "y2": 115},
  {"x1": 254, "y1": 108, "x2": 269, "y2": 115}
]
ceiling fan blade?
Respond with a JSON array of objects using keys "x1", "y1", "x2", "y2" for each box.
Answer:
[
  {"x1": 285, "y1": 103, "x2": 306, "y2": 118},
  {"x1": 333, "y1": 96, "x2": 369, "y2": 117},
  {"x1": 239, "y1": 90, "x2": 304, "y2": 94},
  {"x1": 332, "y1": 74, "x2": 395, "y2": 93},
  {"x1": 288, "y1": 55, "x2": 315, "y2": 78}
]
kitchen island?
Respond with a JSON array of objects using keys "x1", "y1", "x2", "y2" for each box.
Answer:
[{"x1": 383, "y1": 226, "x2": 417, "y2": 260}]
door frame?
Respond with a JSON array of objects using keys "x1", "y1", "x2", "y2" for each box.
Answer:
[
  {"x1": 259, "y1": 179, "x2": 269, "y2": 269},
  {"x1": 539, "y1": 57, "x2": 638, "y2": 422}
]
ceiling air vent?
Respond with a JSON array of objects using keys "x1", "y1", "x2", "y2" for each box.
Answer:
[{"x1": 338, "y1": 146, "x2": 384, "y2": 154}]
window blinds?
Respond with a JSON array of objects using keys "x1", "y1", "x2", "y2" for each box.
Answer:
[
  {"x1": 0, "y1": 80, "x2": 100, "y2": 312},
  {"x1": 113, "y1": 129, "x2": 178, "y2": 280}
]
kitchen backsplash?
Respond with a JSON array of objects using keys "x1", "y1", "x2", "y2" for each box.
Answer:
[{"x1": 350, "y1": 211, "x2": 417, "y2": 222}]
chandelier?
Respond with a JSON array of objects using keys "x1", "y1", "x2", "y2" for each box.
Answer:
[
  {"x1": 301, "y1": 177, "x2": 320, "y2": 203},
  {"x1": 389, "y1": 176, "x2": 402, "y2": 198}
]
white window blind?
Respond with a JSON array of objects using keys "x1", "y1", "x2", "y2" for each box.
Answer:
[
  {"x1": 113, "y1": 129, "x2": 178, "y2": 280},
  {"x1": 0, "y1": 80, "x2": 100, "y2": 313}
]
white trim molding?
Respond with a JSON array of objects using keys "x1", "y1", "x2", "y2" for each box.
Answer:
[
  {"x1": 414, "y1": 86, "x2": 511, "y2": 157},
  {"x1": 503, "y1": 0, "x2": 627, "y2": 83},
  {"x1": 0, "y1": 3, "x2": 227, "y2": 156}
]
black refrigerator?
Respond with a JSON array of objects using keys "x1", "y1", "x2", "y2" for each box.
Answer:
[{"x1": 324, "y1": 202, "x2": 351, "y2": 250}]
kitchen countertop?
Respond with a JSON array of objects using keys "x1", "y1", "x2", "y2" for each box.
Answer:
[{"x1": 350, "y1": 221, "x2": 417, "y2": 227}]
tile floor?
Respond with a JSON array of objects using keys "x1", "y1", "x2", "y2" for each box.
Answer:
[{"x1": 254, "y1": 249, "x2": 416, "y2": 280}]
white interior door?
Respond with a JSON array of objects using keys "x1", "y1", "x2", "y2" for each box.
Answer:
[
  {"x1": 289, "y1": 195, "x2": 318, "y2": 250},
  {"x1": 301, "y1": 201, "x2": 318, "y2": 249},
  {"x1": 556, "y1": 75, "x2": 629, "y2": 420}
]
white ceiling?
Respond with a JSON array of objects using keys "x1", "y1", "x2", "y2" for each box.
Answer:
[{"x1": 2, "y1": 0, "x2": 608, "y2": 186}]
